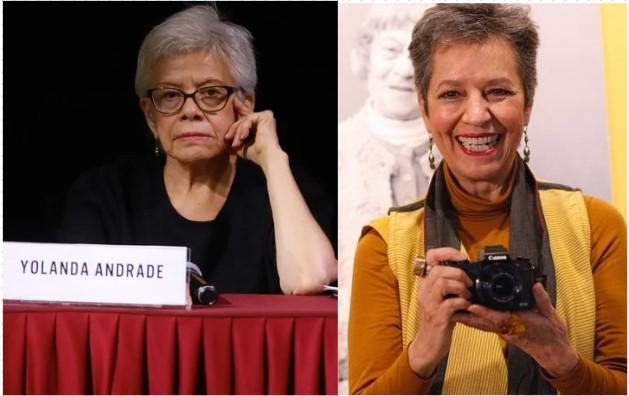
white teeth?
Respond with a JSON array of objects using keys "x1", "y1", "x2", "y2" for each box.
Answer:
[{"x1": 456, "y1": 135, "x2": 499, "y2": 151}]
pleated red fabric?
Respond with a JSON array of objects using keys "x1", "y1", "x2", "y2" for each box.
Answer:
[
  {"x1": 111, "y1": 314, "x2": 146, "y2": 394},
  {"x1": 146, "y1": 315, "x2": 177, "y2": 394},
  {"x1": 26, "y1": 312, "x2": 57, "y2": 394},
  {"x1": 202, "y1": 317, "x2": 233, "y2": 394},
  {"x1": 177, "y1": 317, "x2": 202, "y2": 394},
  {"x1": 88, "y1": 313, "x2": 118, "y2": 394},
  {"x1": 56, "y1": 312, "x2": 89, "y2": 394},
  {"x1": 233, "y1": 317, "x2": 266, "y2": 394},
  {"x1": 295, "y1": 317, "x2": 324, "y2": 395},
  {"x1": 4, "y1": 312, "x2": 27, "y2": 394},
  {"x1": 4, "y1": 294, "x2": 337, "y2": 395},
  {"x1": 266, "y1": 318, "x2": 294, "y2": 394},
  {"x1": 324, "y1": 317, "x2": 339, "y2": 395}
]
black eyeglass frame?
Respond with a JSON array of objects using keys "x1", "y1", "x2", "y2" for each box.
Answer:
[{"x1": 146, "y1": 85, "x2": 239, "y2": 115}]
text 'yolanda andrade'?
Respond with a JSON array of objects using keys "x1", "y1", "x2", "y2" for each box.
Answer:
[
  {"x1": 5, "y1": 242, "x2": 189, "y2": 307},
  {"x1": 21, "y1": 259, "x2": 164, "y2": 279}
]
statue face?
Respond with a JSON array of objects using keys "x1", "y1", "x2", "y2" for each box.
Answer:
[{"x1": 367, "y1": 27, "x2": 419, "y2": 121}]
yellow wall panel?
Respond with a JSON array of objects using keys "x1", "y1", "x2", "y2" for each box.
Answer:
[{"x1": 600, "y1": 4, "x2": 627, "y2": 219}]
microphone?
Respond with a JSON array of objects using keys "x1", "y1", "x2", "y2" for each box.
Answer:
[{"x1": 187, "y1": 262, "x2": 218, "y2": 305}]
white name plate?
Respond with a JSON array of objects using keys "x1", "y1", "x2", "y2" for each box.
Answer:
[{"x1": 4, "y1": 242, "x2": 189, "y2": 307}]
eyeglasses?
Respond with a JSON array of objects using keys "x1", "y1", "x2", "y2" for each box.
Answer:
[{"x1": 147, "y1": 85, "x2": 238, "y2": 115}]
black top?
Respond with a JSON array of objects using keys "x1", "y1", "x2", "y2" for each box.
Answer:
[{"x1": 58, "y1": 155, "x2": 335, "y2": 294}]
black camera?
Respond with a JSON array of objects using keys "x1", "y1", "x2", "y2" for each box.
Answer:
[{"x1": 446, "y1": 245, "x2": 543, "y2": 311}]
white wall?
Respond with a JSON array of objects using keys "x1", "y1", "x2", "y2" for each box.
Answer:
[{"x1": 338, "y1": 4, "x2": 612, "y2": 201}]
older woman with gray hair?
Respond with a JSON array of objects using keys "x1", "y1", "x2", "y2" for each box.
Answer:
[
  {"x1": 349, "y1": 4, "x2": 626, "y2": 394},
  {"x1": 59, "y1": 5, "x2": 337, "y2": 296}
]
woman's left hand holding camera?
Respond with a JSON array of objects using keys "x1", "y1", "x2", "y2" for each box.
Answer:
[{"x1": 457, "y1": 283, "x2": 580, "y2": 378}]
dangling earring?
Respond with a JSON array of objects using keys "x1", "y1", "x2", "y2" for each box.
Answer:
[
  {"x1": 154, "y1": 140, "x2": 160, "y2": 158},
  {"x1": 522, "y1": 126, "x2": 530, "y2": 163},
  {"x1": 428, "y1": 134, "x2": 436, "y2": 170}
]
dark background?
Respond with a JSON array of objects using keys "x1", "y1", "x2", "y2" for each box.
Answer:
[{"x1": 4, "y1": 1, "x2": 338, "y2": 242}]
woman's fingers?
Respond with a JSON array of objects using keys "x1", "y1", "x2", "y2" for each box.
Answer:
[
  {"x1": 229, "y1": 117, "x2": 253, "y2": 148},
  {"x1": 443, "y1": 297, "x2": 472, "y2": 317},
  {"x1": 429, "y1": 276, "x2": 471, "y2": 303},
  {"x1": 226, "y1": 95, "x2": 253, "y2": 143},
  {"x1": 427, "y1": 265, "x2": 473, "y2": 287},
  {"x1": 426, "y1": 247, "x2": 468, "y2": 264},
  {"x1": 233, "y1": 119, "x2": 246, "y2": 147},
  {"x1": 240, "y1": 118, "x2": 253, "y2": 143},
  {"x1": 453, "y1": 310, "x2": 496, "y2": 331},
  {"x1": 532, "y1": 282, "x2": 554, "y2": 318},
  {"x1": 225, "y1": 119, "x2": 240, "y2": 141},
  {"x1": 232, "y1": 94, "x2": 252, "y2": 117},
  {"x1": 466, "y1": 304, "x2": 511, "y2": 331},
  {"x1": 412, "y1": 249, "x2": 474, "y2": 373},
  {"x1": 422, "y1": 248, "x2": 471, "y2": 284},
  {"x1": 225, "y1": 109, "x2": 281, "y2": 165},
  {"x1": 419, "y1": 248, "x2": 473, "y2": 316}
]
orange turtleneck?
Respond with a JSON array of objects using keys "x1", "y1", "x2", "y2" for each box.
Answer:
[
  {"x1": 443, "y1": 160, "x2": 515, "y2": 261},
  {"x1": 348, "y1": 163, "x2": 626, "y2": 395}
]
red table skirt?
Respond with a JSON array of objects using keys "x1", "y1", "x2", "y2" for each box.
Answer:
[{"x1": 4, "y1": 294, "x2": 338, "y2": 395}]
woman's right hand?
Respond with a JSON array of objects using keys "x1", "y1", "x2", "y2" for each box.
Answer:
[{"x1": 408, "y1": 247, "x2": 472, "y2": 378}]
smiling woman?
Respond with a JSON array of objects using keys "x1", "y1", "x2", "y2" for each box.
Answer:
[
  {"x1": 422, "y1": 37, "x2": 531, "y2": 192},
  {"x1": 348, "y1": 4, "x2": 626, "y2": 395}
]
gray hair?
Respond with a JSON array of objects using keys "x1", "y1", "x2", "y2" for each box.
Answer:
[
  {"x1": 409, "y1": 4, "x2": 539, "y2": 113},
  {"x1": 351, "y1": 5, "x2": 428, "y2": 80},
  {"x1": 135, "y1": 5, "x2": 257, "y2": 98}
]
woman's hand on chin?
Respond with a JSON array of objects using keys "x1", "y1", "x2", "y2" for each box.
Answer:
[
  {"x1": 456, "y1": 282, "x2": 580, "y2": 378},
  {"x1": 224, "y1": 96, "x2": 285, "y2": 171}
]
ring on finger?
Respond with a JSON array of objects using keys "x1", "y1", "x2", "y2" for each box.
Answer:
[
  {"x1": 499, "y1": 312, "x2": 526, "y2": 336},
  {"x1": 414, "y1": 257, "x2": 432, "y2": 277}
]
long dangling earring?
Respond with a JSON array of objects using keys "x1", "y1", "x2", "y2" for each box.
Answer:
[
  {"x1": 428, "y1": 134, "x2": 436, "y2": 170},
  {"x1": 522, "y1": 126, "x2": 530, "y2": 163},
  {"x1": 154, "y1": 140, "x2": 160, "y2": 158}
]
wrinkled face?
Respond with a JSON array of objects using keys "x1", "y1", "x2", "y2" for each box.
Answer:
[
  {"x1": 420, "y1": 37, "x2": 532, "y2": 186},
  {"x1": 141, "y1": 50, "x2": 249, "y2": 164},
  {"x1": 367, "y1": 27, "x2": 419, "y2": 121}
]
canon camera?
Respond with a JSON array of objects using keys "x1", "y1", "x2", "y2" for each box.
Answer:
[{"x1": 446, "y1": 245, "x2": 544, "y2": 311}]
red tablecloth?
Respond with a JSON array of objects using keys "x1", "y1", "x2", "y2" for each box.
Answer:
[{"x1": 4, "y1": 294, "x2": 338, "y2": 395}]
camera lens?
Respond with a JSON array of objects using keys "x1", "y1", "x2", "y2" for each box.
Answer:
[{"x1": 489, "y1": 273, "x2": 516, "y2": 303}]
